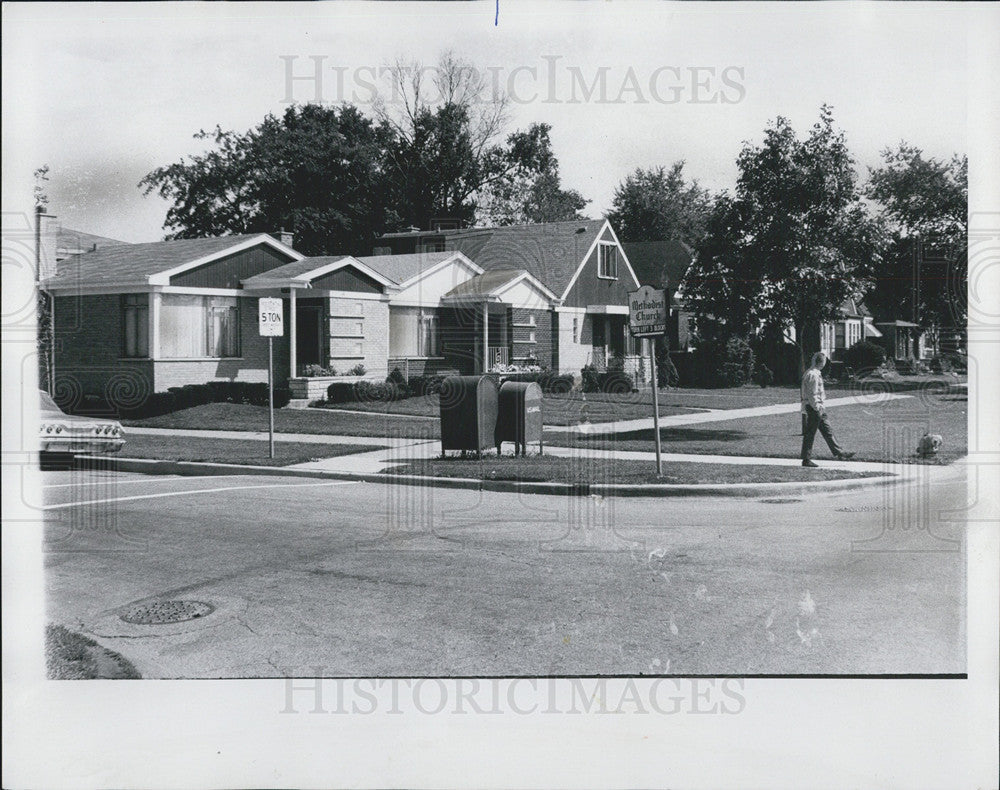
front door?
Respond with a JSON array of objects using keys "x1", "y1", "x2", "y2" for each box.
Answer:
[
  {"x1": 295, "y1": 301, "x2": 324, "y2": 368},
  {"x1": 591, "y1": 316, "x2": 607, "y2": 368}
]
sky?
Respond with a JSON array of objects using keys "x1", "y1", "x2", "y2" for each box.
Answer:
[{"x1": 2, "y1": 1, "x2": 973, "y2": 244}]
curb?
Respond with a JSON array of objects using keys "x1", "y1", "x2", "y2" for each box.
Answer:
[{"x1": 77, "y1": 456, "x2": 904, "y2": 498}]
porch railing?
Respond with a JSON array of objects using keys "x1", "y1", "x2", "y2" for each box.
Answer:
[{"x1": 488, "y1": 346, "x2": 509, "y2": 369}]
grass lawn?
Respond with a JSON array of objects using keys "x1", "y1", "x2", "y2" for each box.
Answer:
[
  {"x1": 123, "y1": 402, "x2": 441, "y2": 439},
  {"x1": 386, "y1": 456, "x2": 885, "y2": 485},
  {"x1": 549, "y1": 385, "x2": 967, "y2": 465},
  {"x1": 319, "y1": 391, "x2": 702, "y2": 425},
  {"x1": 46, "y1": 624, "x2": 141, "y2": 679},
  {"x1": 119, "y1": 433, "x2": 384, "y2": 466}
]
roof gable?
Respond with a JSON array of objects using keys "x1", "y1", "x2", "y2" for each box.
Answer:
[
  {"x1": 44, "y1": 234, "x2": 301, "y2": 291},
  {"x1": 440, "y1": 219, "x2": 608, "y2": 297}
]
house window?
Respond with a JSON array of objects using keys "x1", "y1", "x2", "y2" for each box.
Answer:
[
  {"x1": 572, "y1": 317, "x2": 579, "y2": 342},
  {"x1": 122, "y1": 294, "x2": 149, "y2": 358},
  {"x1": 160, "y1": 295, "x2": 240, "y2": 358},
  {"x1": 598, "y1": 243, "x2": 618, "y2": 279},
  {"x1": 389, "y1": 307, "x2": 439, "y2": 357},
  {"x1": 835, "y1": 323, "x2": 846, "y2": 349}
]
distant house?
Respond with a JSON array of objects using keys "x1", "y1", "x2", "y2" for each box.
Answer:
[
  {"x1": 374, "y1": 219, "x2": 643, "y2": 377},
  {"x1": 873, "y1": 319, "x2": 922, "y2": 361},
  {"x1": 805, "y1": 297, "x2": 883, "y2": 361},
  {"x1": 620, "y1": 240, "x2": 695, "y2": 351}
]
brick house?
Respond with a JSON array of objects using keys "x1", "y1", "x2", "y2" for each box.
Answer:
[
  {"x1": 42, "y1": 233, "x2": 399, "y2": 408},
  {"x1": 373, "y1": 218, "x2": 643, "y2": 378}
]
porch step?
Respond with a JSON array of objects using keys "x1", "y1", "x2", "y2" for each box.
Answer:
[{"x1": 285, "y1": 398, "x2": 315, "y2": 410}]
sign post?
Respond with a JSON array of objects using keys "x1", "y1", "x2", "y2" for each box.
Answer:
[
  {"x1": 628, "y1": 285, "x2": 668, "y2": 476},
  {"x1": 258, "y1": 297, "x2": 284, "y2": 459}
]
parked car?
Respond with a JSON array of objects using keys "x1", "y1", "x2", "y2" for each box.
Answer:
[{"x1": 39, "y1": 390, "x2": 125, "y2": 465}]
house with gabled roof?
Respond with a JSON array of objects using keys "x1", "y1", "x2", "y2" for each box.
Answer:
[
  {"x1": 43, "y1": 232, "x2": 402, "y2": 408},
  {"x1": 374, "y1": 218, "x2": 644, "y2": 377}
]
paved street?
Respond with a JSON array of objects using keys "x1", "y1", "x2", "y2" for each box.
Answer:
[{"x1": 42, "y1": 465, "x2": 967, "y2": 678}]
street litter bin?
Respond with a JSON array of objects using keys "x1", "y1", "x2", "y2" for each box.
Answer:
[
  {"x1": 495, "y1": 380, "x2": 543, "y2": 456},
  {"x1": 439, "y1": 375, "x2": 499, "y2": 454}
]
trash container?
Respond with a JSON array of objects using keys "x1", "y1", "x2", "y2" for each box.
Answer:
[
  {"x1": 495, "y1": 380, "x2": 543, "y2": 456},
  {"x1": 439, "y1": 375, "x2": 499, "y2": 454}
]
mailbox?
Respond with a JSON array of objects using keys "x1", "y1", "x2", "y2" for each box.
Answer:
[
  {"x1": 439, "y1": 375, "x2": 499, "y2": 454},
  {"x1": 495, "y1": 380, "x2": 544, "y2": 456}
]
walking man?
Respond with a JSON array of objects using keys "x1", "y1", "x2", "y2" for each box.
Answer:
[{"x1": 801, "y1": 351, "x2": 855, "y2": 467}]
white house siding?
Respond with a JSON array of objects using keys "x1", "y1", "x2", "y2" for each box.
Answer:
[
  {"x1": 496, "y1": 279, "x2": 551, "y2": 310},
  {"x1": 555, "y1": 308, "x2": 592, "y2": 377},
  {"x1": 393, "y1": 258, "x2": 480, "y2": 305},
  {"x1": 327, "y1": 295, "x2": 390, "y2": 377}
]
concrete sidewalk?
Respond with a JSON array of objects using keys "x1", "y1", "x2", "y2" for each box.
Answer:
[
  {"x1": 547, "y1": 391, "x2": 915, "y2": 435},
  {"x1": 289, "y1": 439, "x2": 915, "y2": 477},
  {"x1": 124, "y1": 424, "x2": 918, "y2": 476}
]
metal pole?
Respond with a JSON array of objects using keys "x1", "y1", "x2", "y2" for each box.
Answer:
[
  {"x1": 268, "y1": 336, "x2": 275, "y2": 459},
  {"x1": 649, "y1": 336, "x2": 662, "y2": 476}
]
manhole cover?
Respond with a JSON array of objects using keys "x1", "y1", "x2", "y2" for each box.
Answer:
[
  {"x1": 758, "y1": 498, "x2": 804, "y2": 504},
  {"x1": 121, "y1": 600, "x2": 215, "y2": 625}
]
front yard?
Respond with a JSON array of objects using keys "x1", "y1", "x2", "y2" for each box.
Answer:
[
  {"x1": 548, "y1": 385, "x2": 967, "y2": 465},
  {"x1": 119, "y1": 433, "x2": 385, "y2": 465},
  {"x1": 123, "y1": 402, "x2": 441, "y2": 439}
]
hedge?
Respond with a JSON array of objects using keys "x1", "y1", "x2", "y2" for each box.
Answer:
[
  {"x1": 117, "y1": 381, "x2": 292, "y2": 419},
  {"x1": 841, "y1": 340, "x2": 886, "y2": 372}
]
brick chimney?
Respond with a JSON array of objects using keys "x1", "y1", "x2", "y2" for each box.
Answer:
[
  {"x1": 277, "y1": 228, "x2": 295, "y2": 248},
  {"x1": 35, "y1": 208, "x2": 60, "y2": 283}
]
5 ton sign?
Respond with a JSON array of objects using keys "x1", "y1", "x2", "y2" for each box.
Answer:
[{"x1": 258, "y1": 298, "x2": 284, "y2": 337}]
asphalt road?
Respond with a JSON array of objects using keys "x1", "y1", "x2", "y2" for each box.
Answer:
[{"x1": 42, "y1": 466, "x2": 967, "y2": 677}]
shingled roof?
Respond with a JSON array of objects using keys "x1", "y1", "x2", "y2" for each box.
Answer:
[
  {"x1": 357, "y1": 252, "x2": 463, "y2": 286},
  {"x1": 56, "y1": 227, "x2": 129, "y2": 258},
  {"x1": 44, "y1": 234, "x2": 292, "y2": 289},
  {"x1": 436, "y1": 219, "x2": 611, "y2": 298}
]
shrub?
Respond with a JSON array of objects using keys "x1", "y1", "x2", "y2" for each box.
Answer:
[
  {"x1": 299, "y1": 364, "x2": 337, "y2": 377},
  {"x1": 502, "y1": 368, "x2": 575, "y2": 394},
  {"x1": 601, "y1": 371, "x2": 635, "y2": 394},
  {"x1": 119, "y1": 381, "x2": 290, "y2": 418},
  {"x1": 355, "y1": 380, "x2": 403, "y2": 402},
  {"x1": 326, "y1": 381, "x2": 358, "y2": 403},
  {"x1": 841, "y1": 340, "x2": 886, "y2": 372},
  {"x1": 386, "y1": 367, "x2": 410, "y2": 396},
  {"x1": 408, "y1": 374, "x2": 446, "y2": 397},
  {"x1": 928, "y1": 355, "x2": 953, "y2": 374},
  {"x1": 581, "y1": 364, "x2": 601, "y2": 393},
  {"x1": 655, "y1": 341, "x2": 679, "y2": 388},
  {"x1": 689, "y1": 337, "x2": 755, "y2": 388},
  {"x1": 754, "y1": 363, "x2": 774, "y2": 388},
  {"x1": 347, "y1": 363, "x2": 367, "y2": 376}
]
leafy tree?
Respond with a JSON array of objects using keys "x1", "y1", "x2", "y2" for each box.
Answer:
[
  {"x1": 140, "y1": 104, "x2": 396, "y2": 255},
  {"x1": 606, "y1": 162, "x2": 712, "y2": 245},
  {"x1": 477, "y1": 124, "x2": 588, "y2": 225},
  {"x1": 683, "y1": 106, "x2": 885, "y2": 372},
  {"x1": 865, "y1": 144, "x2": 967, "y2": 332}
]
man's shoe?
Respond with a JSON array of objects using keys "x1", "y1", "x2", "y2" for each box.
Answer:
[
  {"x1": 836, "y1": 451, "x2": 856, "y2": 460},
  {"x1": 802, "y1": 460, "x2": 819, "y2": 468}
]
